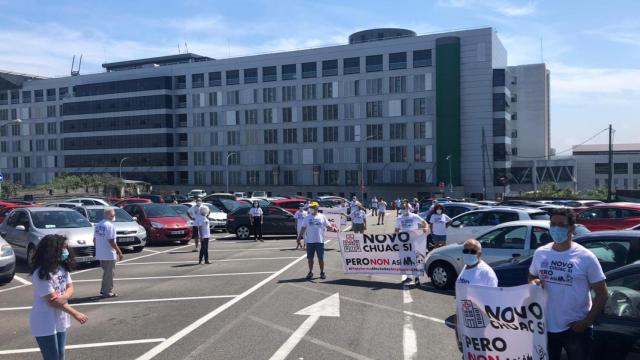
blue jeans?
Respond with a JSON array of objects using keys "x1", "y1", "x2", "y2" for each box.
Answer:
[
  {"x1": 35, "y1": 331, "x2": 67, "y2": 360},
  {"x1": 548, "y1": 328, "x2": 593, "y2": 360},
  {"x1": 306, "y1": 242, "x2": 325, "y2": 260}
]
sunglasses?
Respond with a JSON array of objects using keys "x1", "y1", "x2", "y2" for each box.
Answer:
[{"x1": 462, "y1": 249, "x2": 478, "y2": 255}]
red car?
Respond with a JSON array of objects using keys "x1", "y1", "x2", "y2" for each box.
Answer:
[
  {"x1": 269, "y1": 199, "x2": 308, "y2": 214},
  {"x1": 122, "y1": 203, "x2": 191, "y2": 245},
  {"x1": 0, "y1": 204, "x2": 36, "y2": 223},
  {"x1": 113, "y1": 198, "x2": 152, "y2": 207},
  {"x1": 577, "y1": 203, "x2": 640, "y2": 231}
]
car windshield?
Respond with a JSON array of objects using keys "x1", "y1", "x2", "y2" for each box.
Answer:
[
  {"x1": 170, "y1": 205, "x2": 189, "y2": 216},
  {"x1": 143, "y1": 204, "x2": 180, "y2": 218},
  {"x1": 204, "y1": 204, "x2": 223, "y2": 213},
  {"x1": 86, "y1": 208, "x2": 133, "y2": 223},
  {"x1": 31, "y1": 210, "x2": 93, "y2": 229},
  {"x1": 529, "y1": 212, "x2": 550, "y2": 220},
  {"x1": 221, "y1": 198, "x2": 249, "y2": 212}
]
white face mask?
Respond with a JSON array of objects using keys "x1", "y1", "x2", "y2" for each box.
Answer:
[
  {"x1": 402, "y1": 209, "x2": 409, "y2": 216},
  {"x1": 436, "y1": 210, "x2": 443, "y2": 215}
]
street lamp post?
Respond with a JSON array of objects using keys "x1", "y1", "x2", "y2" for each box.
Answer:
[
  {"x1": 119, "y1": 157, "x2": 130, "y2": 180},
  {"x1": 360, "y1": 135, "x2": 376, "y2": 201},
  {"x1": 445, "y1": 154, "x2": 453, "y2": 193},
  {"x1": 0, "y1": 119, "x2": 22, "y2": 199},
  {"x1": 225, "y1": 152, "x2": 237, "y2": 194}
]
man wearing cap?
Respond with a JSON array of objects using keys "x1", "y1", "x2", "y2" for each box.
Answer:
[
  {"x1": 294, "y1": 204, "x2": 308, "y2": 249},
  {"x1": 350, "y1": 202, "x2": 367, "y2": 234},
  {"x1": 297, "y1": 202, "x2": 337, "y2": 280},
  {"x1": 188, "y1": 196, "x2": 206, "y2": 252}
]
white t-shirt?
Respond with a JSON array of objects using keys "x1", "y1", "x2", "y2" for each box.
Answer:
[
  {"x1": 395, "y1": 213, "x2": 424, "y2": 232},
  {"x1": 249, "y1": 207, "x2": 263, "y2": 217},
  {"x1": 95, "y1": 219, "x2": 117, "y2": 261},
  {"x1": 294, "y1": 210, "x2": 308, "y2": 232},
  {"x1": 351, "y1": 209, "x2": 366, "y2": 224},
  {"x1": 30, "y1": 267, "x2": 72, "y2": 337},
  {"x1": 457, "y1": 261, "x2": 498, "y2": 287},
  {"x1": 529, "y1": 242, "x2": 606, "y2": 333},
  {"x1": 429, "y1": 213, "x2": 452, "y2": 236},
  {"x1": 188, "y1": 204, "x2": 205, "y2": 220},
  {"x1": 371, "y1": 199, "x2": 378, "y2": 207},
  {"x1": 302, "y1": 213, "x2": 329, "y2": 244},
  {"x1": 377, "y1": 201, "x2": 387, "y2": 212},
  {"x1": 195, "y1": 215, "x2": 210, "y2": 238},
  {"x1": 349, "y1": 201, "x2": 358, "y2": 213}
]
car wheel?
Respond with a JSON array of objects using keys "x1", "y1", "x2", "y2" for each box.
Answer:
[
  {"x1": 0, "y1": 270, "x2": 14, "y2": 284},
  {"x1": 236, "y1": 225, "x2": 250, "y2": 240},
  {"x1": 27, "y1": 245, "x2": 37, "y2": 270},
  {"x1": 132, "y1": 246, "x2": 144, "y2": 253},
  {"x1": 429, "y1": 261, "x2": 456, "y2": 290}
]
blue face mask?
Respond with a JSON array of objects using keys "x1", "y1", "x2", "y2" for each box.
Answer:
[
  {"x1": 463, "y1": 254, "x2": 479, "y2": 266},
  {"x1": 549, "y1": 226, "x2": 569, "y2": 244},
  {"x1": 60, "y1": 248, "x2": 69, "y2": 262}
]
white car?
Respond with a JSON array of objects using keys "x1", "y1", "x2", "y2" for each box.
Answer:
[
  {"x1": 0, "y1": 235, "x2": 16, "y2": 284},
  {"x1": 65, "y1": 197, "x2": 110, "y2": 206},
  {"x1": 445, "y1": 207, "x2": 549, "y2": 245},
  {"x1": 188, "y1": 189, "x2": 207, "y2": 198},
  {"x1": 251, "y1": 191, "x2": 268, "y2": 199},
  {"x1": 426, "y1": 220, "x2": 552, "y2": 290},
  {"x1": 183, "y1": 202, "x2": 227, "y2": 231}
]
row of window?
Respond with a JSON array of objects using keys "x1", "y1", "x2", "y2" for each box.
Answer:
[
  {"x1": 595, "y1": 163, "x2": 640, "y2": 175},
  {"x1": 594, "y1": 178, "x2": 640, "y2": 190}
]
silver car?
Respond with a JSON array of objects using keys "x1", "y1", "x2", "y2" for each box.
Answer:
[
  {"x1": 0, "y1": 207, "x2": 95, "y2": 267},
  {"x1": 0, "y1": 234, "x2": 16, "y2": 284},
  {"x1": 76, "y1": 206, "x2": 147, "y2": 252}
]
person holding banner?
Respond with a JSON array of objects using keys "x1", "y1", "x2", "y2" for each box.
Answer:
[
  {"x1": 376, "y1": 197, "x2": 387, "y2": 225},
  {"x1": 294, "y1": 205, "x2": 308, "y2": 250},
  {"x1": 350, "y1": 203, "x2": 367, "y2": 233},
  {"x1": 528, "y1": 208, "x2": 608, "y2": 360},
  {"x1": 395, "y1": 200, "x2": 429, "y2": 286},
  {"x1": 456, "y1": 239, "x2": 498, "y2": 287},
  {"x1": 298, "y1": 202, "x2": 337, "y2": 280}
]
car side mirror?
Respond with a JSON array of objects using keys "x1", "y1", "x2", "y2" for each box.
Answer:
[
  {"x1": 16, "y1": 225, "x2": 26, "y2": 231},
  {"x1": 451, "y1": 221, "x2": 462, "y2": 228},
  {"x1": 132, "y1": 216, "x2": 138, "y2": 221}
]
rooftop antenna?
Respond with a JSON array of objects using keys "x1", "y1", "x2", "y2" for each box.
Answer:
[
  {"x1": 70, "y1": 54, "x2": 82, "y2": 76},
  {"x1": 184, "y1": 42, "x2": 189, "y2": 53},
  {"x1": 540, "y1": 37, "x2": 543, "y2": 63},
  {"x1": 227, "y1": 39, "x2": 231, "y2": 57},
  {"x1": 178, "y1": 43, "x2": 181, "y2": 54}
]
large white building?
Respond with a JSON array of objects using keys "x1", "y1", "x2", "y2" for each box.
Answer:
[
  {"x1": 0, "y1": 27, "x2": 550, "y2": 200},
  {"x1": 573, "y1": 144, "x2": 640, "y2": 191}
]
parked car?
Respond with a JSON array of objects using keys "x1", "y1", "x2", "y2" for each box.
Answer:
[
  {"x1": 577, "y1": 203, "x2": 640, "y2": 231},
  {"x1": 169, "y1": 204, "x2": 194, "y2": 227},
  {"x1": 0, "y1": 207, "x2": 96, "y2": 267},
  {"x1": 553, "y1": 199, "x2": 605, "y2": 208},
  {"x1": 251, "y1": 191, "x2": 268, "y2": 198},
  {"x1": 592, "y1": 262, "x2": 640, "y2": 358},
  {"x1": 233, "y1": 192, "x2": 248, "y2": 198},
  {"x1": 122, "y1": 203, "x2": 191, "y2": 245},
  {"x1": 226, "y1": 205, "x2": 297, "y2": 240},
  {"x1": 0, "y1": 201, "x2": 18, "y2": 210},
  {"x1": 45, "y1": 202, "x2": 85, "y2": 210},
  {"x1": 445, "y1": 207, "x2": 550, "y2": 245},
  {"x1": 0, "y1": 235, "x2": 16, "y2": 284},
  {"x1": 238, "y1": 198, "x2": 271, "y2": 207},
  {"x1": 183, "y1": 202, "x2": 227, "y2": 231},
  {"x1": 497, "y1": 200, "x2": 546, "y2": 208},
  {"x1": 77, "y1": 206, "x2": 147, "y2": 252},
  {"x1": 138, "y1": 194, "x2": 165, "y2": 203},
  {"x1": 208, "y1": 197, "x2": 251, "y2": 214},
  {"x1": 113, "y1": 198, "x2": 152, "y2": 207},
  {"x1": 475, "y1": 200, "x2": 499, "y2": 206},
  {"x1": 188, "y1": 189, "x2": 207, "y2": 198},
  {"x1": 419, "y1": 202, "x2": 488, "y2": 220},
  {"x1": 65, "y1": 197, "x2": 110, "y2": 206},
  {"x1": 0, "y1": 204, "x2": 36, "y2": 223},
  {"x1": 492, "y1": 230, "x2": 640, "y2": 287},
  {"x1": 269, "y1": 199, "x2": 307, "y2": 213},
  {"x1": 629, "y1": 224, "x2": 640, "y2": 231},
  {"x1": 205, "y1": 193, "x2": 237, "y2": 202}
]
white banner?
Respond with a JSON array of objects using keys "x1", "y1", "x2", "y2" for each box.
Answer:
[
  {"x1": 455, "y1": 284, "x2": 548, "y2": 360},
  {"x1": 320, "y1": 207, "x2": 348, "y2": 241},
  {"x1": 338, "y1": 231, "x2": 427, "y2": 276}
]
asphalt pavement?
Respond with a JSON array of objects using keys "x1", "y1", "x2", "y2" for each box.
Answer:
[{"x1": 0, "y1": 211, "x2": 460, "y2": 360}]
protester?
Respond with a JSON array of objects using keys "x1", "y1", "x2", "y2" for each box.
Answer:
[
  {"x1": 297, "y1": 202, "x2": 337, "y2": 280},
  {"x1": 412, "y1": 198, "x2": 420, "y2": 214},
  {"x1": 377, "y1": 197, "x2": 387, "y2": 225},
  {"x1": 395, "y1": 198, "x2": 402, "y2": 215},
  {"x1": 370, "y1": 196, "x2": 378, "y2": 217},
  {"x1": 429, "y1": 204, "x2": 452, "y2": 247},
  {"x1": 394, "y1": 200, "x2": 430, "y2": 286},
  {"x1": 294, "y1": 204, "x2": 308, "y2": 249},
  {"x1": 188, "y1": 196, "x2": 205, "y2": 252},
  {"x1": 30, "y1": 234, "x2": 88, "y2": 360},
  {"x1": 528, "y1": 208, "x2": 608, "y2": 360},
  {"x1": 196, "y1": 206, "x2": 211, "y2": 264},
  {"x1": 349, "y1": 196, "x2": 359, "y2": 215},
  {"x1": 95, "y1": 207, "x2": 123, "y2": 298},
  {"x1": 351, "y1": 202, "x2": 367, "y2": 233},
  {"x1": 249, "y1": 201, "x2": 264, "y2": 242}
]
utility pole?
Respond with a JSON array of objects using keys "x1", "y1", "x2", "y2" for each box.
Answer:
[
  {"x1": 481, "y1": 128, "x2": 487, "y2": 200},
  {"x1": 607, "y1": 124, "x2": 613, "y2": 201}
]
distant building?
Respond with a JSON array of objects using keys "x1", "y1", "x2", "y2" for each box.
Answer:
[{"x1": 573, "y1": 144, "x2": 640, "y2": 191}]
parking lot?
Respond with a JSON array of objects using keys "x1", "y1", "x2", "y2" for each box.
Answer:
[{"x1": 0, "y1": 212, "x2": 461, "y2": 360}]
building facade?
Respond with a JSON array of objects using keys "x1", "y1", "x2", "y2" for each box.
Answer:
[
  {"x1": 0, "y1": 27, "x2": 549, "y2": 200},
  {"x1": 573, "y1": 144, "x2": 640, "y2": 191}
]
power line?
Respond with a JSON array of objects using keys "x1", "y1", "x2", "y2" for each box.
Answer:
[{"x1": 511, "y1": 127, "x2": 610, "y2": 160}]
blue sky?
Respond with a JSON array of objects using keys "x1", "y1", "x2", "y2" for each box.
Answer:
[{"x1": 1, "y1": 0, "x2": 639, "y2": 152}]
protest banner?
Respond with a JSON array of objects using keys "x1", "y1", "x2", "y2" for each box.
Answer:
[
  {"x1": 320, "y1": 207, "x2": 348, "y2": 241},
  {"x1": 455, "y1": 284, "x2": 548, "y2": 360},
  {"x1": 338, "y1": 231, "x2": 427, "y2": 276}
]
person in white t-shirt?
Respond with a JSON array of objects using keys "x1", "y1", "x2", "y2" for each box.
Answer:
[
  {"x1": 349, "y1": 196, "x2": 359, "y2": 216},
  {"x1": 376, "y1": 197, "x2": 387, "y2": 225},
  {"x1": 294, "y1": 205, "x2": 308, "y2": 249},
  {"x1": 248, "y1": 202, "x2": 264, "y2": 242},
  {"x1": 188, "y1": 197, "x2": 206, "y2": 252},
  {"x1": 528, "y1": 208, "x2": 608, "y2": 360},
  {"x1": 429, "y1": 204, "x2": 452, "y2": 248},
  {"x1": 350, "y1": 203, "x2": 367, "y2": 233},
  {"x1": 297, "y1": 202, "x2": 337, "y2": 280},
  {"x1": 94, "y1": 208, "x2": 122, "y2": 298},
  {"x1": 395, "y1": 200, "x2": 430, "y2": 286},
  {"x1": 370, "y1": 197, "x2": 378, "y2": 217},
  {"x1": 196, "y1": 206, "x2": 211, "y2": 264},
  {"x1": 30, "y1": 234, "x2": 88, "y2": 360}
]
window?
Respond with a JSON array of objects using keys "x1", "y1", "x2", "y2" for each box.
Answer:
[
  {"x1": 209, "y1": 112, "x2": 219, "y2": 126},
  {"x1": 283, "y1": 170, "x2": 296, "y2": 185},
  {"x1": 323, "y1": 148, "x2": 334, "y2": 164},
  {"x1": 365, "y1": 78, "x2": 383, "y2": 95},
  {"x1": 283, "y1": 149, "x2": 293, "y2": 164},
  {"x1": 303, "y1": 127, "x2": 317, "y2": 143},
  {"x1": 46, "y1": 105, "x2": 56, "y2": 117},
  {"x1": 390, "y1": 170, "x2": 407, "y2": 184},
  {"x1": 264, "y1": 129, "x2": 278, "y2": 144},
  {"x1": 46, "y1": 88, "x2": 56, "y2": 101},
  {"x1": 343, "y1": 80, "x2": 360, "y2": 97},
  {"x1": 264, "y1": 150, "x2": 278, "y2": 165},
  {"x1": 282, "y1": 64, "x2": 297, "y2": 80},
  {"x1": 414, "y1": 145, "x2": 426, "y2": 162},
  {"x1": 302, "y1": 84, "x2": 316, "y2": 100},
  {"x1": 477, "y1": 226, "x2": 527, "y2": 250},
  {"x1": 366, "y1": 101, "x2": 383, "y2": 118},
  {"x1": 322, "y1": 82, "x2": 334, "y2": 98},
  {"x1": 35, "y1": 140, "x2": 45, "y2": 151},
  {"x1": 323, "y1": 126, "x2": 338, "y2": 142},
  {"x1": 246, "y1": 171, "x2": 260, "y2": 185},
  {"x1": 483, "y1": 211, "x2": 520, "y2": 226},
  {"x1": 602, "y1": 271, "x2": 640, "y2": 319},
  {"x1": 226, "y1": 70, "x2": 239, "y2": 85},
  {"x1": 389, "y1": 76, "x2": 406, "y2": 93},
  {"x1": 48, "y1": 139, "x2": 57, "y2": 151},
  {"x1": 413, "y1": 74, "x2": 427, "y2": 92},
  {"x1": 367, "y1": 147, "x2": 383, "y2": 163},
  {"x1": 192, "y1": 73, "x2": 204, "y2": 88},
  {"x1": 209, "y1": 72, "x2": 222, "y2": 86},
  {"x1": 302, "y1": 62, "x2": 317, "y2": 78},
  {"x1": 284, "y1": 128, "x2": 297, "y2": 143},
  {"x1": 226, "y1": 90, "x2": 240, "y2": 105},
  {"x1": 323, "y1": 104, "x2": 338, "y2": 120},
  {"x1": 227, "y1": 130, "x2": 240, "y2": 145},
  {"x1": 343, "y1": 103, "x2": 355, "y2": 119},
  {"x1": 262, "y1": 66, "x2": 277, "y2": 82},
  {"x1": 245, "y1": 109, "x2": 258, "y2": 124},
  {"x1": 345, "y1": 170, "x2": 359, "y2": 186},
  {"x1": 366, "y1": 124, "x2": 383, "y2": 140},
  {"x1": 413, "y1": 49, "x2": 432, "y2": 67},
  {"x1": 263, "y1": 109, "x2": 274, "y2": 124},
  {"x1": 595, "y1": 163, "x2": 610, "y2": 175},
  {"x1": 193, "y1": 151, "x2": 206, "y2": 166},
  {"x1": 614, "y1": 163, "x2": 629, "y2": 174},
  {"x1": 22, "y1": 91, "x2": 31, "y2": 103},
  {"x1": 367, "y1": 170, "x2": 381, "y2": 185},
  {"x1": 343, "y1": 57, "x2": 360, "y2": 74},
  {"x1": 34, "y1": 89, "x2": 43, "y2": 102},
  {"x1": 323, "y1": 170, "x2": 339, "y2": 185},
  {"x1": 389, "y1": 52, "x2": 407, "y2": 70},
  {"x1": 244, "y1": 68, "x2": 258, "y2": 84},
  {"x1": 282, "y1": 85, "x2": 296, "y2": 101},
  {"x1": 390, "y1": 146, "x2": 407, "y2": 162},
  {"x1": 302, "y1": 106, "x2": 317, "y2": 121},
  {"x1": 583, "y1": 240, "x2": 632, "y2": 273},
  {"x1": 414, "y1": 122, "x2": 426, "y2": 139},
  {"x1": 263, "y1": 87, "x2": 277, "y2": 103},
  {"x1": 344, "y1": 126, "x2": 355, "y2": 141},
  {"x1": 211, "y1": 151, "x2": 223, "y2": 165},
  {"x1": 390, "y1": 123, "x2": 406, "y2": 139},
  {"x1": 35, "y1": 123, "x2": 45, "y2": 135},
  {"x1": 227, "y1": 151, "x2": 241, "y2": 165},
  {"x1": 322, "y1": 60, "x2": 338, "y2": 77},
  {"x1": 414, "y1": 170, "x2": 426, "y2": 184},
  {"x1": 282, "y1": 107, "x2": 293, "y2": 123},
  {"x1": 366, "y1": 55, "x2": 383, "y2": 72}
]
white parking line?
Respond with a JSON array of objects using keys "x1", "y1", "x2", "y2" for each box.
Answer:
[
  {"x1": 119, "y1": 257, "x2": 300, "y2": 266},
  {"x1": 0, "y1": 283, "x2": 29, "y2": 293},
  {"x1": 0, "y1": 338, "x2": 166, "y2": 355},
  {"x1": 401, "y1": 275, "x2": 417, "y2": 360},
  {"x1": 0, "y1": 295, "x2": 239, "y2": 311},
  {"x1": 73, "y1": 271, "x2": 275, "y2": 283},
  {"x1": 10, "y1": 274, "x2": 31, "y2": 285},
  {"x1": 142, "y1": 248, "x2": 160, "y2": 253}
]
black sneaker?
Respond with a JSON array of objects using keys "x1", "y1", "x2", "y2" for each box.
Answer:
[
  {"x1": 414, "y1": 278, "x2": 421, "y2": 286},
  {"x1": 320, "y1": 272, "x2": 326, "y2": 280},
  {"x1": 306, "y1": 272, "x2": 313, "y2": 280}
]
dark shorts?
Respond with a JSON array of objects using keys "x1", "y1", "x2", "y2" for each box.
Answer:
[
  {"x1": 352, "y1": 223, "x2": 365, "y2": 232},
  {"x1": 192, "y1": 226, "x2": 199, "y2": 238},
  {"x1": 306, "y1": 242, "x2": 325, "y2": 260}
]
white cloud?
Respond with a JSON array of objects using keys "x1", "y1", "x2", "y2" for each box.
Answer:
[
  {"x1": 437, "y1": 0, "x2": 537, "y2": 16},
  {"x1": 585, "y1": 21, "x2": 640, "y2": 46}
]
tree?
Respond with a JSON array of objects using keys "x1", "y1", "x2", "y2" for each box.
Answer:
[{"x1": 0, "y1": 180, "x2": 23, "y2": 199}]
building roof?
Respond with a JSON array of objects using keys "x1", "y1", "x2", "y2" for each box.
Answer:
[
  {"x1": 102, "y1": 53, "x2": 213, "y2": 72},
  {"x1": 0, "y1": 70, "x2": 47, "y2": 90},
  {"x1": 572, "y1": 143, "x2": 640, "y2": 155}
]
